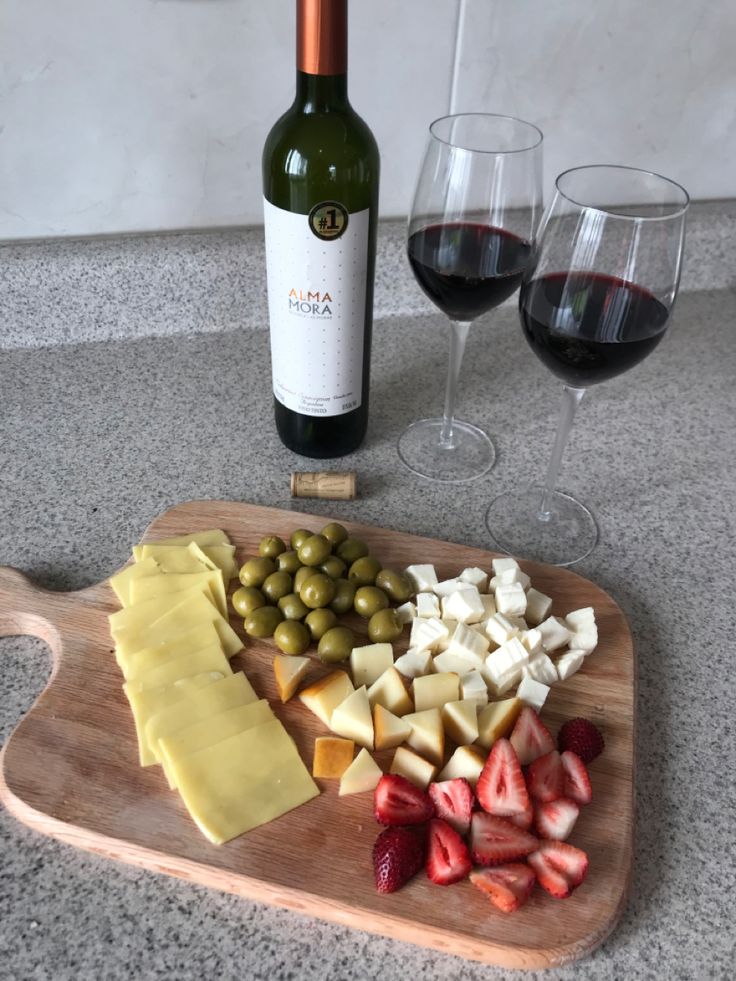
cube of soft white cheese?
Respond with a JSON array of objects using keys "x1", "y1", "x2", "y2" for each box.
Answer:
[
  {"x1": 416, "y1": 592, "x2": 441, "y2": 618},
  {"x1": 442, "y1": 586, "x2": 485, "y2": 624},
  {"x1": 565, "y1": 607, "x2": 596, "y2": 630},
  {"x1": 520, "y1": 628, "x2": 543, "y2": 657},
  {"x1": 434, "y1": 619, "x2": 457, "y2": 653},
  {"x1": 495, "y1": 582, "x2": 527, "y2": 618},
  {"x1": 555, "y1": 649, "x2": 585, "y2": 681},
  {"x1": 433, "y1": 577, "x2": 465, "y2": 598},
  {"x1": 409, "y1": 616, "x2": 449, "y2": 653},
  {"x1": 459, "y1": 669, "x2": 489, "y2": 706},
  {"x1": 459, "y1": 566, "x2": 489, "y2": 592},
  {"x1": 508, "y1": 616, "x2": 529, "y2": 631},
  {"x1": 491, "y1": 557, "x2": 520, "y2": 576},
  {"x1": 394, "y1": 647, "x2": 433, "y2": 679},
  {"x1": 433, "y1": 650, "x2": 480, "y2": 675},
  {"x1": 484, "y1": 612, "x2": 521, "y2": 646},
  {"x1": 395, "y1": 601, "x2": 417, "y2": 625},
  {"x1": 568, "y1": 626, "x2": 598, "y2": 656},
  {"x1": 516, "y1": 674, "x2": 550, "y2": 712},
  {"x1": 446, "y1": 622, "x2": 489, "y2": 666},
  {"x1": 525, "y1": 588, "x2": 553, "y2": 626},
  {"x1": 490, "y1": 567, "x2": 531, "y2": 592},
  {"x1": 479, "y1": 594, "x2": 496, "y2": 619},
  {"x1": 523, "y1": 653, "x2": 559, "y2": 686},
  {"x1": 405, "y1": 564, "x2": 438, "y2": 593},
  {"x1": 483, "y1": 637, "x2": 528, "y2": 693},
  {"x1": 537, "y1": 616, "x2": 572, "y2": 652}
]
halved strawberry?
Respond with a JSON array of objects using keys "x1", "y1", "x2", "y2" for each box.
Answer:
[
  {"x1": 528, "y1": 841, "x2": 588, "y2": 898},
  {"x1": 373, "y1": 826, "x2": 425, "y2": 893},
  {"x1": 509, "y1": 707, "x2": 555, "y2": 765},
  {"x1": 508, "y1": 803, "x2": 533, "y2": 831},
  {"x1": 470, "y1": 864, "x2": 536, "y2": 913},
  {"x1": 470, "y1": 812, "x2": 539, "y2": 866},
  {"x1": 560, "y1": 750, "x2": 592, "y2": 806},
  {"x1": 534, "y1": 798, "x2": 580, "y2": 841},
  {"x1": 374, "y1": 774, "x2": 435, "y2": 826},
  {"x1": 428, "y1": 778, "x2": 474, "y2": 836},
  {"x1": 476, "y1": 738, "x2": 530, "y2": 822},
  {"x1": 526, "y1": 750, "x2": 564, "y2": 802},
  {"x1": 426, "y1": 818, "x2": 472, "y2": 886}
]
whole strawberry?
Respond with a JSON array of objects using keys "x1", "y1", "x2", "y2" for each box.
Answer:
[
  {"x1": 373, "y1": 826, "x2": 425, "y2": 894},
  {"x1": 558, "y1": 718, "x2": 605, "y2": 763}
]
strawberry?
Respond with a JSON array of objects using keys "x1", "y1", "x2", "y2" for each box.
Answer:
[
  {"x1": 373, "y1": 826, "x2": 425, "y2": 893},
  {"x1": 428, "y1": 778, "x2": 474, "y2": 836},
  {"x1": 526, "y1": 750, "x2": 564, "y2": 802},
  {"x1": 470, "y1": 812, "x2": 539, "y2": 866},
  {"x1": 534, "y1": 798, "x2": 580, "y2": 841},
  {"x1": 476, "y1": 738, "x2": 531, "y2": 822},
  {"x1": 507, "y1": 803, "x2": 534, "y2": 831},
  {"x1": 426, "y1": 818, "x2": 472, "y2": 886},
  {"x1": 470, "y1": 864, "x2": 536, "y2": 913},
  {"x1": 374, "y1": 774, "x2": 435, "y2": 826},
  {"x1": 509, "y1": 706, "x2": 555, "y2": 765},
  {"x1": 560, "y1": 750, "x2": 592, "y2": 805},
  {"x1": 528, "y1": 841, "x2": 588, "y2": 898},
  {"x1": 558, "y1": 717, "x2": 604, "y2": 763}
]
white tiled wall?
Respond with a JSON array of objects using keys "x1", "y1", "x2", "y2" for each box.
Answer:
[{"x1": 1, "y1": 0, "x2": 734, "y2": 240}]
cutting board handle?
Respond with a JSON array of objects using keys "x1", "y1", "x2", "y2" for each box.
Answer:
[{"x1": 0, "y1": 566, "x2": 76, "y2": 646}]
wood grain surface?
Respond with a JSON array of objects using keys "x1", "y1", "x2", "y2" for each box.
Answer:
[{"x1": 0, "y1": 500, "x2": 635, "y2": 969}]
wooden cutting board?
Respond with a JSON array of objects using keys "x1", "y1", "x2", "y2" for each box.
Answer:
[{"x1": 0, "y1": 500, "x2": 634, "y2": 969}]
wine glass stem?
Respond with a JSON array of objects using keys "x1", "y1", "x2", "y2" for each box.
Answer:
[
  {"x1": 439, "y1": 319, "x2": 471, "y2": 447},
  {"x1": 538, "y1": 385, "x2": 586, "y2": 520}
]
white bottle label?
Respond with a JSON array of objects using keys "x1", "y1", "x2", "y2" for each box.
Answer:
[{"x1": 263, "y1": 196, "x2": 369, "y2": 418}]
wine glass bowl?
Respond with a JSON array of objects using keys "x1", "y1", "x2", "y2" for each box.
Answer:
[{"x1": 398, "y1": 113, "x2": 543, "y2": 483}]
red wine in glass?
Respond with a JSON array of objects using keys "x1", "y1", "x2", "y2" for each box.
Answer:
[
  {"x1": 408, "y1": 222, "x2": 533, "y2": 321},
  {"x1": 520, "y1": 272, "x2": 670, "y2": 387}
]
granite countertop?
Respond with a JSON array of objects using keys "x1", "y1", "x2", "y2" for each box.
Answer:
[{"x1": 0, "y1": 215, "x2": 734, "y2": 980}]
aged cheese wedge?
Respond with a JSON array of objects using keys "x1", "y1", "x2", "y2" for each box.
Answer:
[
  {"x1": 123, "y1": 671, "x2": 224, "y2": 766},
  {"x1": 109, "y1": 585, "x2": 216, "y2": 635},
  {"x1": 125, "y1": 643, "x2": 232, "y2": 693},
  {"x1": 122, "y1": 623, "x2": 222, "y2": 680},
  {"x1": 441, "y1": 699, "x2": 480, "y2": 746},
  {"x1": 109, "y1": 557, "x2": 161, "y2": 607},
  {"x1": 339, "y1": 747, "x2": 382, "y2": 796},
  {"x1": 402, "y1": 708, "x2": 445, "y2": 766},
  {"x1": 159, "y1": 699, "x2": 274, "y2": 789},
  {"x1": 170, "y1": 718, "x2": 319, "y2": 844},
  {"x1": 298, "y1": 671, "x2": 354, "y2": 728},
  {"x1": 312, "y1": 737, "x2": 355, "y2": 779},
  {"x1": 330, "y1": 686, "x2": 374, "y2": 749},
  {"x1": 129, "y1": 570, "x2": 227, "y2": 619},
  {"x1": 273, "y1": 654, "x2": 311, "y2": 703},
  {"x1": 476, "y1": 697, "x2": 522, "y2": 749},
  {"x1": 390, "y1": 746, "x2": 437, "y2": 789},
  {"x1": 145, "y1": 672, "x2": 258, "y2": 764},
  {"x1": 373, "y1": 704, "x2": 412, "y2": 751}
]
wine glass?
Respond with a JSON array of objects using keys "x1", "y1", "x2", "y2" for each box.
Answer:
[
  {"x1": 486, "y1": 164, "x2": 689, "y2": 565},
  {"x1": 398, "y1": 113, "x2": 543, "y2": 482}
]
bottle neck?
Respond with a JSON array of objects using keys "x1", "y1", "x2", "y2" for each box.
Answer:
[{"x1": 295, "y1": 70, "x2": 349, "y2": 112}]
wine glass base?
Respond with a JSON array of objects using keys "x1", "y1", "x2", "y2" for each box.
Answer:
[
  {"x1": 397, "y1": 418, "x2": 496, "y2": 483},
  {"x1": 485, "y1": 484, "x2": 598, "y2": 566}
]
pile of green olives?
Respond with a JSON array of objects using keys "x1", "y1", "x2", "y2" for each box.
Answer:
[{"x1": 230, "y1": 522, "x2": 413, "y2": 660}]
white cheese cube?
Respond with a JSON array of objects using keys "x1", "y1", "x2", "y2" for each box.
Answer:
[
  {"x1": 395, "y1": 601, "x2": 417, "y2": 625},
  {"x1": 508, "y1": 616, "x2": 529, "y2": 631},
  {"x1": 555, "y1": 649, "x2": 585, "y2": 681},
  {"x1": 434, "y1": 619, "x2": 457, "y2": 653},
  {"x1": 459, "y1": 669, "x2": 489, "y2": 706},
  {"x1": 565, "y1": 607, "x2": 596, "y2": 630},
  {"x1": 409, "y1": 616, "x2": 449, "y2": 653},
  {"x1": 487, "y1": 636, "x2": 529, "y2": 678},
  {"x1": 484, "y1": 612, "x2": 520, "y2": 646},
  {"x1": 523, "y1": 653, "x2": 559, "y2": 686},
  {"x1": 416, "y1": 592, "x2": 441, "y2": 618},
  {"x1": 433, "y1": 577, "x2": 465, "y2": 598},
  {"x1": 479, "y1": 594, "x2": 496, "y2": 618},
  {"x1": 442, "y1": 586, "x2": 485, "y2": 624},
  {"x1": 491, "y1": 557, "x2": 520, "y2": 576},
  {"x1": 394, "y1": 647, "x2": 433, "y2": 679},
  {"x1": 490, "y1": 567, "x2": 531, "y2": 592},
  {"x1": 520, "y1": 628, "x2": 543, "y2": 657},
  {"x1": 446, "y1": 622, "x2": 489, "y2": 666},
  {"x1": 516, "y1": 674, "x2": 550, "y2": 712},
  {"x1": 537, "y1": 616, "x2": 572, "y2": 652},
  {"x1": 405, "y1": 564, "x2": 438, "y2": 593},
  {"x1": 568, "y1": 626, "x2": 598, "y2": 656},
  {"x1": 459, "y1": 566, "x2": 489, "y2": 592},
  {"x1": 495, "y1": 582, "x2": 527, "y2": 617},
  {"x1": 525, "y1": 588, "x2": 553, "y2": 626},
  {"x1": 433, "y1": 650, "x2": 480, "y2": 675},
  {"x1": 485, "y1": 670, "x2": 521, "y2": 697}
]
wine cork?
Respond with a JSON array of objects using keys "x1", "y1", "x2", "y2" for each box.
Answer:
[{"x1": 291, "y1": 471, "x2": 357, "y2": 500}]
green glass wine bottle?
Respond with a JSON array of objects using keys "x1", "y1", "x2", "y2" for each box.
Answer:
[{"x1": 262, "y1": 0, "x2": 380, "y2": 458}]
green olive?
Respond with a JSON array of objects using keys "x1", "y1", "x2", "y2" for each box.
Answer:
[
  {"x1": 354, "y1": 585, "x2": 390, "y2": 619},
  {"x1": 261, "y1": 571, "x2": 293, "y2": 604},
  {"x1": 231, "y1": 586, "x2": 266, "y2": 617},
  {"x1": 375, "y1": 568, "x2": 414, "y2": 604},
  {"x1": 299, "y1": 573, "x2": 336, "y2": 610},
  {"x1": 258, "y1": 535, "x2": 286, "y2": 559},
  {"x1": 304, "y1": 607, "x2": 338, "y2": 641},
  {"x1": 317, "y1": 625, "x2": 356, "y2": 663},
  {"x1": 273, "y1": 620, "x2": 311, "y2": 656},
  {"x1": 336, "y1": 537, "x2": 369, "y2": 564},
  {"x1": 290, "y1": 528, "x2": 312, "y2": 551},
  {"x1": 297, "y1": 534, "x2": 332, "y2": 567},
  {"x1": 319, "y1": 555, "x2": 347, "y2": 579},
  {"x1": 277, "y1": 592, "x2": 309, "y2": 621},
  {"x1": 277, "y1": 550, "x2": 303, "y2": 575},
  {"x1": 348, "y1": 556, "x2": 382, "y2": 586},
  {"x1": 244, "y1": 605, "x2": 283, "y2": 638},
  {"x1": 368, "y1": 608, "x2": 403, "y2": 644},
  {"x1": 294, "y1": 566, "x2": 318, "y2": 593},
  {"x1": 239, "y1": 556, "x2": 277, "y2": 588},
  {"x1": 329, "y1": 578, "x2": 357, "y2": 615},
  {"x1": 320, "y1": 521, "x2": 349, "y2": 547}
]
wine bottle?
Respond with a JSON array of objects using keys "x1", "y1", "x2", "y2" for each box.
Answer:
[{"x1": 262, "y1": 0, "x2": 379, "y2": 458}]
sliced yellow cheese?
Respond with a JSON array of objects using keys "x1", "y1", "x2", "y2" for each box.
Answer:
[
  {"x1": 124, "y1": 671, "x2": 224, "y2": 766},
  {"x1": 129, "y1": 570, "x2": 227, "y2": 619},
  {"x1": 136, "y1": 544, "x2": 209, "y2": 574},
  {"x1": 170, "y1": 718, "x2": 319, "y2": 844},
  {"x1": 189, "y1": 542, "x2": 238, "y2": 582},
  {"x1": 122, "y1": 622, "x2": 222, "y2": 680},
  {"x1": 126, "y1": 643, "x2": 232, "y2": 693},
  {"x1": 108, "y1": 557, "x2": 161, "y2": 607},
  {"x1": 159, "y1": 699, "x2": 275, "y2": 789},
  {"x1": 150, "y1": 529, "x2": 230, "y2": 549},
  {"x1": 109, "y1": 585, "x2": 216, "y2": 635},
  {"x1": 145, "y1": 672, "x2": 258, "y2": 764}
]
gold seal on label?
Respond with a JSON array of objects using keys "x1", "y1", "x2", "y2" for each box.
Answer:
[{"x1": 308, "y1": 201, "x2": 349, "y2": 241}]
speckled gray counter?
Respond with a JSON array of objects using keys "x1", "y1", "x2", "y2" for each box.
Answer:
[{"x1": 1, "y1": 265, "x2": 735, "y2": 977}]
